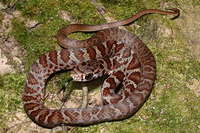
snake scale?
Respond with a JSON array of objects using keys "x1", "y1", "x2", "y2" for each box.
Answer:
[{"x1": 23, "y1": 8, "x2": 180, "y2": 128}]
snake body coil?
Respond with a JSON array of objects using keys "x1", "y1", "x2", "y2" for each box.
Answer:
[{"x1": 23, "y1": 9, "x2": 180, "y2": 128}]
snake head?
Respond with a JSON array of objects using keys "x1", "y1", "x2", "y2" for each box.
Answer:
[{"x1": 71, "y1": 59, "x2": 106, "y2": 82}]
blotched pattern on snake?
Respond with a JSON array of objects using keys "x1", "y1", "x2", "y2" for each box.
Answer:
[{"x1": 23, "y1": 8, "x2": 179, "y2": 128}]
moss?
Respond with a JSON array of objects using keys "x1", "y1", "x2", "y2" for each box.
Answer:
[
  {"x1": 0, "y1": 74, "x2": 25, "y2": 129},
  {"x1": 0, "y1": 12, "x2": 3, "y2": 23}
]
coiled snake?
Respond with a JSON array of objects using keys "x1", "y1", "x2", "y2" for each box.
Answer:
[{"x1": 23, "y1": 8, "x2": 180, "y2": 128}]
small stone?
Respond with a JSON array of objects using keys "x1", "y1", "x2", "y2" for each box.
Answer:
[
  {"x1": 0, "y1": 2, "x2": 6, "y2": 10},
  {"x1": 58, "y1": 11, "x2": 74, "y2": 22},
  {"x1": 25, "y1": 19, "x2": 39, "y2": 29}
]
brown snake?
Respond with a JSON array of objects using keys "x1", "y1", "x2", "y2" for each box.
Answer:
[{"x1": 23, "y1": 8, "x2": 180, "y2": 128}]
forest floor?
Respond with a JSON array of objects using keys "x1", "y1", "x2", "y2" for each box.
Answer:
[{"x1": 0, "y1": 0, "x2": 199, "y2": 133}]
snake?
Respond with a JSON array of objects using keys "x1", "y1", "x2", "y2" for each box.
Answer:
[{"x1": 23, "y1": 8, "x2": 180, "y2": 128}]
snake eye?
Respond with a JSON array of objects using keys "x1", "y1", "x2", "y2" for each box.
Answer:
[{"x1": 85, "y1": 73, "x2": 93, "y2": 80}]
